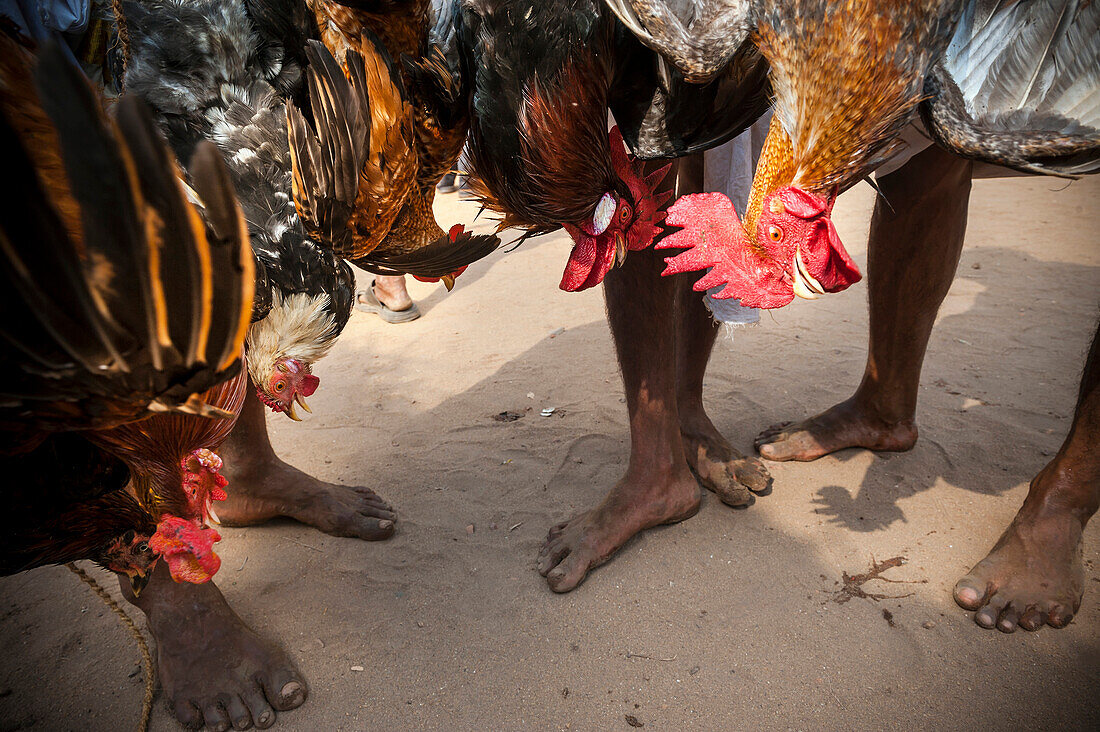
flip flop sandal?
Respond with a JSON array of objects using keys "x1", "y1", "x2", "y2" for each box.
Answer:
[{"x1": 355, "y1": 286, "x2": 422, "y2": 324}]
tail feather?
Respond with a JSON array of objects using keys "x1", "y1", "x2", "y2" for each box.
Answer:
[
  {"x1": 358, "y1": 230, "x2": 499, "y2": 278},
  {"x1": 0, "y1": 41, "x2": 253, "y2": 433},
  {"x1": 188, "y1": 141, "x2": 255, "y2": 372},
  {"x1": 34, "y1": 45, "x2": 166, "y2": 369},
  {"x1": 116, "y1": 96, "x2": 208, "y2": 369}
]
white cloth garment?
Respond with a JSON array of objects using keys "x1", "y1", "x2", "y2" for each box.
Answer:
[{"x1": 699, "y1": 110, "x2": 774, "y2": 326}]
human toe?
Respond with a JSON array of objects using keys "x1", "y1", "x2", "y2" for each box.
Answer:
[
  {"x1": 241, "y1": 684, "x2": 275, "y2": 729},
  {"x1": 974, "y1": 596, "x2": 1007, "y2": 629},
  {"x1": 546, "y1": 552, "x2": 592, "y2": 593},
  {"x1": 537, "y1": 537, "x2": 569, "y2": 576},
  {"x1": 224, "y1": 695, "x2": 253, "y2": 730},
  {"x1": 173, "y1": 698, "x2": 203, "y2": 729},
  {"x1": 953, "y1": 575, "x2": 989, "y2": 610},
  {"x1": 202, "y1": 701, "x2": 232, "y2": 732}
]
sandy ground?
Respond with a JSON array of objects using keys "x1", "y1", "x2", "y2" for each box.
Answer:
[{"x1": 1, "y1": 174, "x2": 1098, "y2": 731}]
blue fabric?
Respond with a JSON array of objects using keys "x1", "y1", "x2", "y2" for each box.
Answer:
[{"x1": 0, "y1": 0, "x2": 89, "y2": 65}]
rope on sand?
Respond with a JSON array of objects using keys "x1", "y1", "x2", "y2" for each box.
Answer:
[{"x1": 66, "y1": 563, "x2": 155, "y2": 732}]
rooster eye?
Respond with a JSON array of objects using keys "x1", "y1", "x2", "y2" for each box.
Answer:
[
  {"x1": 767, "y1": 225, "x2": 783, "y2": 242},
  {"x1": 274, "y1": 380, "x2": 286, "y2": 393},
  {"x1": 136, "y1": 543, "x2": 149, "y2": 553}
]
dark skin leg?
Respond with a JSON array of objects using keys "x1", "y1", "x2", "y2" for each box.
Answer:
[
  {"x1": 672, "y1": 155, "x2": 772, "y2": 506},
  {"x1": 955, "y1": 319, "x2": 1100, "y2": 632},
  {"x1": 536, "y1": 240, "x2": 701, "y2": 592},
  {"x1": 755, "y1": 144, "x2": 973, "y2": 461},
  {"x1": 216, "y1": 381, "x2": 396, "y2": 540},
  {"x1": 121, "y1": 562, "x2": 306, "y2": 731},
  {"x1": 538, "y1": 155, "x2": 767, "y2": 592}
]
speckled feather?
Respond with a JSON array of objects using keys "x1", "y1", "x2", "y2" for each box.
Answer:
[
  {"x1": 125, "y1": 0, "x2": 354, "y2": 368},
  {"x1": 921, "y1": 0, "x2": 1100, "y2": 177}
]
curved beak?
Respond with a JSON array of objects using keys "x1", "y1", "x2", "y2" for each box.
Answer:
[
  {"x1": 614, "y1": 231, "x2": 628, "y2": 266},
  {"x1": 128, "y1": 571, "x2": 151, "y2": 597},
  {"x1": 792, "y1": 248, "x2": 826, "y2": 300},
  {"x1": 294, "y1": 392, "x2": 312, "y2": 414},
  {"x1": 285, "y1": 401, "x2": 303, "y2": 421}
]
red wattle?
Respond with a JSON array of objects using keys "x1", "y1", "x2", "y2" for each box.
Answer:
[{"x1": 299, "y1": 373, "x2": 320, "y2": 397}]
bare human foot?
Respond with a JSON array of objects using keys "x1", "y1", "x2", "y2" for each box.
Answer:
[
  {"x1": 753, "y1": 396, "x2": 917, "y2": 462},
  {"x1": 755, "y1": 147, "x2": 972, "y2": 464},
  {"x1": 955, "y1": 320, "x2": 1100, "y2": 633},
  {"x1": 218, "y1": 456, "x2": 396, "y2": 540},
  {"x1": 953, "y1": 490, "x2": 1084, "y2": 632},
  {"x1": 681, "y1": 417, "x2": 771, "y2": 506},
  {"x1": 219, "y1": 388, "x2": 396, "y2": 540},
  {"x1": 122, "y1": 563, "x2": 306, "y2": 730},
  {"x1": 537, "y1": 471, "x2": 701, "y2": 592}
]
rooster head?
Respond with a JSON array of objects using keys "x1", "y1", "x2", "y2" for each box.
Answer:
[
  {"x1": 99, "y1": 528, "x2": 159, "y2": 596},
  {"x1": 658, "y1": 187, "x2": 861, "y2": 309},
  {"x1": 755, "y1": 187, "x2": 861, "y2": 302},
  {"x1": 559, "y1": 127, "x2": 671, "y2": 292},
  {"x1": 256, "y1": 358, "x2": 318, "y2": 421}
]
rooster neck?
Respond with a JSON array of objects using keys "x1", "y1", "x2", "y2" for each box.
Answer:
[
  {"x1": 743, "y1": 114, "x2": 795, "y2": 250},
  {"x1": 754, "y1": 0, "x2": 955, "y2": 195},
  {"x1": 246, "y1": 291, "x2": 338, "y2": 385}
]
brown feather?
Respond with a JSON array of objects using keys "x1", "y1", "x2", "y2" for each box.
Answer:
[
  {"x1": 87, "y1": 369, "x2": 246, "y2": 518},
  {"x1": 0, "y1": 32, "x2": 84, "y2": 252},
  {"x1": 466, "y1": 49, "x2": 619, "y2": 234},
  {"x1": 754, "y1": 0, "x2": 957, "y2": 195}
]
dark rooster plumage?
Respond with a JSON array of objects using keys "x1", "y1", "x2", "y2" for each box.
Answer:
[
  {"x1": 288, "y1": 0, "x2": 499, "y2": 284},
  {"x1": 457, "y1": 0, "x2": 679, "y2": 291},
  {"x1": 123, "y1": 0, "x2": 356, "y2": 420},
  {"x1": 0, "y1": 36, "x2": 253, "y2": 587}
]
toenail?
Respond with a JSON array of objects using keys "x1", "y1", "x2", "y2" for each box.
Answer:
[
  {"x1": 258, "y1": 711, "x2": 272, "y2": 726},
  {"x1": 379, "y1": 520, "x2": 393, "y2": 530},
  {"x1": 280, "y1": 682, "x2": 303, "y2": 703}
]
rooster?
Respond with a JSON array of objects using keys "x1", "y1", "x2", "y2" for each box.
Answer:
[
  {"x1": 122, "y1": 0, "x2": 356, "y2": 420},
  {"x1": 0, "y1": 36, "x2": 255, "y2": 588},
  {"x1": 455, "y1": 0, "x2": 678, "y2": 291},
  {"x1": 653, "y1": 1, "x2": 1098, "y2": 308},
  {"x1": 288, "y1": 0, "x2": 499, "y2": 286},
  {"x1": 656, "y1": 0, "x2": 958, "y2": 309}
]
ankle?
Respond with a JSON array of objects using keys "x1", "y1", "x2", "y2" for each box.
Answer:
[
  {"x1": 848, "y1": 392, "x2": 915, "y2": 429},
  {"x1": 1025, "y1": 463, "x2": 1100, "y2": 522}
]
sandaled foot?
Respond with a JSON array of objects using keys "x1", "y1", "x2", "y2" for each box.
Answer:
[
  {"x1": 954, "y1": 490, "x2": 1085, "y2": 633},
  {"x1": 125, "y1": 565, "x2": 306, "y2": 730},
  {"x1": 754, "y1": 397, "x2": 917, "y2": 462},
  {"x1": 356, "y1": 277, "x2": 420, "y2": 324},
  {"x1": 219, "y1": 456, "x2": 396, "y2": 541},
  {"x1": 536, "y1": 473, "x2": 701, "y2": 593},
  {"x1": 681, "y1": 422, "x2": 771, "y2": 507}
]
